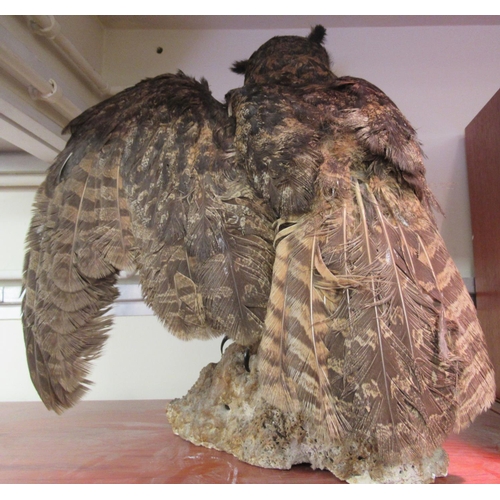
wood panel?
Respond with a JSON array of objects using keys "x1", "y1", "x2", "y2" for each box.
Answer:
[
  {"x1": 0, "y1": 400, "x2": 499, "y2": 484},
  {"x1": 465, "y1": 88, "x2": 500, "y2": 398}
]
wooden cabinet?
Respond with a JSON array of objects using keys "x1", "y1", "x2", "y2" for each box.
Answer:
[{"x1": 465, "y1": 88, "x2": 500, "y2": 399}]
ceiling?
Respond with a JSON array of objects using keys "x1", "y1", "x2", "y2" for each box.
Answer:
[
  {"x1": 98, "y1": 15, "x2": 500, "y2": 30},
  {"x1": 3, "y1": 15, "x2": 499, "y2": 157},
  {"x1": 0, "y1": 139, "x2": 22, "y2": 153}
]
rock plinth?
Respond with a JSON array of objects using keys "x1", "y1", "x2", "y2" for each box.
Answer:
[{"x1": 166, "y1": 344, "x2": 448, "y2": 484}]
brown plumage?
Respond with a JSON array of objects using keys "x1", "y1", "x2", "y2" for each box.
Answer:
[
  {"x1": 23, "y1": 73, "x2": 274, "y2": 413},
  {"x1": 23, "y1": 25, "x2": 494, "y2": 467}
]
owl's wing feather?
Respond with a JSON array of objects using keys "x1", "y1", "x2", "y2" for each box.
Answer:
[
  {"x1": 259, "y1": 214, "x2": 349, "y2": 440},
  {"x1": 333, "y1": 76, "x2": 496, "y2": 431},
  {"x1": 259, "y1": 187, "x2": 458, "y2": 460},
  {"x1": 257, "y1": 76, "x2": 495, "y2": 463},
  {"x1": 23, "y1": 138, "x2": 134, "y2": 413},
  {"x1": 336, "y1": 181, "x2": 458, "y2": 462},
  {"x1": 22, "y1": 72, "x2": 274, "y2": 412},
  {"x1": 407, "y1": 204, "x2": 496, "y2": 432},
  {"x1": 332, "y1": 76, "x2": 439, "y2": 211}
]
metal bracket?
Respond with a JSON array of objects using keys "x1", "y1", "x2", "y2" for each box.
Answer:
[{"x1": 0, "y1": 281, "x2": 154, "y2": 320}]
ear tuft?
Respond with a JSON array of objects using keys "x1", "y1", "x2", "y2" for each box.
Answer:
[
  {"x1": 200, "y1": 77, "x2": 211, "y2": 92},
  {"x1": 231, "y1": 60, "x2": 249, "y2": 75},
  {"x1": 308, "y1": 25, "x2": 327, "y2": 45}
]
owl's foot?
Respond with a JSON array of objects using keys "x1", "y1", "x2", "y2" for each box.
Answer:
[
  {"x1": 220, "y1": 335, "x2": 230, "y2": 354},
  {"x1": 220, "y1": 337, "x2": 251, "y2": 372},
  {"x1": 244, "y1": 349, "x2": 251, "y2": 373}
]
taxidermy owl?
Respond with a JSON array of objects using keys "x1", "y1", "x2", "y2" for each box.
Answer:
[{"x1": 22, "y1": 25, "x2": 495, "y2": 483}]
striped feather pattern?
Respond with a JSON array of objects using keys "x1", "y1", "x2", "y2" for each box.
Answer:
[
  {"x1": 258, "y1": 163, "x2": 494, "y2": 462},
  {"x1": 22, "y1": 72, "x2": 274, "y2": 412},
  {"x1": 22, "y1": 26, "x2": 495, "y2": 471}
]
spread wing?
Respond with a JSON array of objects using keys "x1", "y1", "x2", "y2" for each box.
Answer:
[
  {"x1": 257, "y1": 77, "x2": 495, "y2": 462},
  {"x1": 22, "y1": 72, "x2": 274, "y2": 413}
]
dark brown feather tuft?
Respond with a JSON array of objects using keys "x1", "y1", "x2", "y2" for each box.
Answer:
[
  {"x1": 231, "y1": 59, "x2": 249, "y2": 74},
  {"x1": 308, "y1": 24, "x2": 327, "y2": 45}
]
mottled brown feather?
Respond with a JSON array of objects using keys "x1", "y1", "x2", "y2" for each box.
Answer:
[
  {"x1": 22, "y1": 27, "x2": 494, "y2": 467},
  {"x1": 22, "y1": 72, "x2": 274, "y2": 412},
  {"x1": 242, "y1": 27, "x2": 495, "y2": 463}
]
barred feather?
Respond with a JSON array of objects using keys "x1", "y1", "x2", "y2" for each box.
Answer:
[
  {"x1": 247, "y1": 26, "x2": 494, "y2": 462},
  {"x1": 22, "y1": 27, "x2": 495, "y2": 470},
  {"x1": 22, "y1": 72, "x2": 274, "y2": 412},
  {"x1": 258, "y1": 214, "x2": 348, "y2": 440}
]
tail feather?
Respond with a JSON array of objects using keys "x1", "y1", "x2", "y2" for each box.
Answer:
[
  {"x1": 258, "y1": 215, "x2": 348, "y2": 440},
  {"x1": 258, "y1": 175, "x2": 464, "y2": 462}
]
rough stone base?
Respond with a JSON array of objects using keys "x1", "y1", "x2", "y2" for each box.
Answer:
[{"x1": 166, "y1": 344, "x2": 449, "y2": 484}]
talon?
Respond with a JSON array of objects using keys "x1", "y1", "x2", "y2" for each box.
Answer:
[
  {"x1": 244, "y1": 348, "x2": 251, "y2": 372},
  {"x1": 220, "y1": 335, "x2": 230, "y2": 355}
]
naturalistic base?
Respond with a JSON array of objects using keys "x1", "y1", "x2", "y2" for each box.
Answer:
[{"x1": 166, "y1": 343, "x2": 448, "y2": 484}]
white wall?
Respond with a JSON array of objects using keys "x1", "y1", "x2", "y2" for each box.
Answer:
[
  {"x1": 0, "y1": 315, "x2": 222, "y2": 402},
  {"x1": 0, "y1": 188, "x2": 36, "y2": 277},
  {"x1": 1, "y1": 21, "x2": 500, "y2": 405}
]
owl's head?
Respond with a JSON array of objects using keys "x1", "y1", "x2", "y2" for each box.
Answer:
[{"x1": 231, "y1": 25, "x2": 334, "y2": 86}]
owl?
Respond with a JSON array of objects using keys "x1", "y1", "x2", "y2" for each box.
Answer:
[{"x1": 22, "y1": 25, "x2": 495, "y2": 481}]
